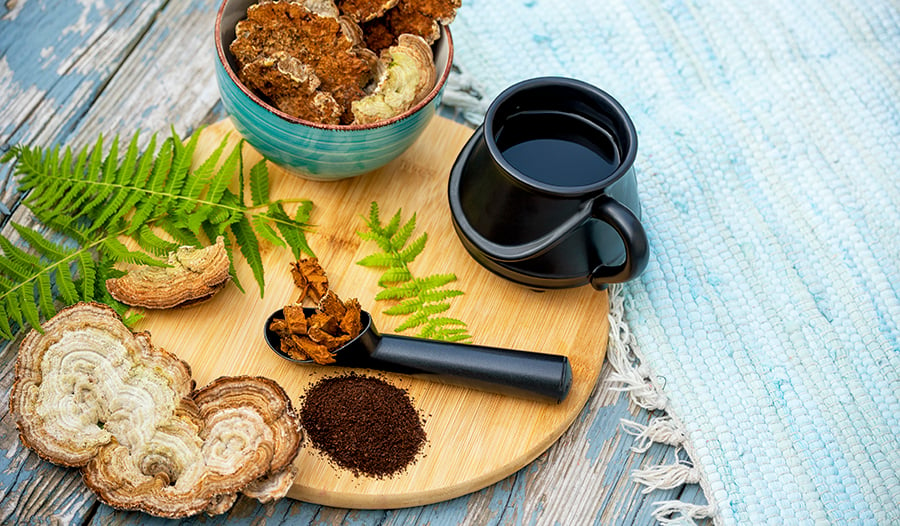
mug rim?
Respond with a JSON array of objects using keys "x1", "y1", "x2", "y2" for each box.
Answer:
[{"x1": 483, "y1": 76, "x2": 638, "y2": 197}]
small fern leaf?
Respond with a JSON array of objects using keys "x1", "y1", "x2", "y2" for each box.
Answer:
[
  {"x1": 390, "y1": 214, "x2": 417, "y2": 251},
  {"x1": 55, "y1": 262, "x2": 80, "y2": 305},
  {"x1": 294, "y1": 199, "x2": 313, "y2": 223},
  {"x1": 128, "y1": 194, "x2": 165, "y2": 235},
  {"x1": 131, "y1": 134, "x2": 158, "y2": 188},
  {"x1": 377, "y1": 266, "x2": 412, "y2": 286},
  {"x1": 364, "y1": 201, "x2": 381, "y2": 229},
  {"x1": 0, "y1": 235, "x2": 42, "y2": 272},
  {"x1": 382, "y1": 298, "x2": 421, "y2": 315},
  {"x1": 19, "y1": 284, "x2": 42, "y2": 333},
  {"x1": 356, "y1": 229, "x2": 393, "y2": 254},
  {"x1": 395, "y1": 302, "x2": 452, "y2": 332},
  {"x1": 424, "y1": 317, "x2": 468, "y2": 329},
  {"x1": 136, "y1": 225, "x2": 178, "y2": 256},
  {"x1": 269, "y1": 203, "x2": 314, "y2": 259},
  {"x1": 230, "y1": 215, "x2": 265, "y2": 297},
  {"x1": 0, "y1": 302, "x2": 13, "y2": 340},
  {"x1": 76, "y1": 251, "x2": 97, "y2": 301},
  {"x1": 0, "y1": 274, "x2": 14, "y2": 293},
  {"x1": 251, "y1": 214, "x2": 286, "y2": 248},
  {"x1": 416, "y1": 273, "x2": 458, "y2": 290},
  {"x1": 0, "y1": 253, "x2": 34, "y2": 281},
  {"x1": 419, "y1": 288, "x2": 465, "y2": 303},
  {"x1": 382, "y1": 208, "x2": 403, "y2": 238},
  {"x1": 5, "y1": 292, "x2": 25, "y2": 327},
  {"x1": 398, "y1": 232, "x2": 427, "y2": 263},
  {"x1": 206, "y1": 140, "x2": 242, "y2": 204},
  {"x1": 157, "y1": 217, "x2": 202, "y2": 246},
  {"x1": 116, "y1": 131, "x2": 141, "y2": 185},
  {"x1": 103, "y1": 238, "x2": 167, "y2": 266},
  {"x1": 147, "y1": 136, "x2": 175, "y2": 193},
  {"x1": 357, "y1": 252, "x2": 400, "y2": 268},
  {"x1": 428, "y1": 326, "x2": 471, "y2": 342},
  {"x1": 37, "y1": 271, "x2": 55, "y2": 319},
  {"x1": 249, "y1": 160, "x2": 269, "y2": 206},
  {"x1": 12, "y1": 223, "x2": 70, "y2": 261},
  {"x1": 165, "y1": 126, "x2": 201, "y2": 197},
  {"x1": 180, "y1": 137, "x2": 227, "y2": 212},
  {"x1": 374, "y1": 284, "x2": 418, "y2": 301}
]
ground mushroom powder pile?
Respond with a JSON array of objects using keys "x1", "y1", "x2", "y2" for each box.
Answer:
[{"x1": 300, "y1": 373, "x2": 426, "y2": 478}]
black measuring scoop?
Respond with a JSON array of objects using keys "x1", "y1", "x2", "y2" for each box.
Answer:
[{"x1": 264, "y1": 307, "x2": 572, "y2": 403}]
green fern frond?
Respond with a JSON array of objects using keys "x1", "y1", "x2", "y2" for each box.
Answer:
[
  {"x1": 230, "y1": 215, "x2": 265, "y2": 298},
  {"x1": 249, "y1": 159, "x2": 269, "y2": 206},
  {"x1": 356, "y1": 202, "x2": 471, "y2": 342},
  {"x1": 268, "y1": 200, "x2": 315, "y2": 259},
  {"x1": 357, "y1": 252, "x2": 401, "y2": 268},
  {"x1": 377, "y1": 267, "x2": 412, "y2": 286},
  {"x1": 390, "y1": 214, "x2": 417, "y2": 251},
  {"x1": 0, "y1": 128, "x2": 316, "y2": 338}
]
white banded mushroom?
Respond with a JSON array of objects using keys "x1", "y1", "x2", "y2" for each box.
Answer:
[
  {"x1": 9, "y1": 302, "x2": 304, "y2": 518},
  {"x1": 351, "y1": 33, "x2": 436, "y2": 124},
  {"x1": 105, "y1": 236, "x2": 231, "y2": 309}
]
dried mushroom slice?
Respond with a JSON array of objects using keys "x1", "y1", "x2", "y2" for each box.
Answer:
[
  {"x1": 10, "y1": 303, "x2": 304, "y2": 518},
  {"x1": 105, "y1": 236, "x2": 231, "y2": 309},
  {"x1": 10, "y1": 302, "x2": 196, "y2": 468},
  {"x1": 291, "y1": 257, "x2": 329, "y2": 302},
  {"x1": 298, "y1": 0, "x2": 341, "y2": 17},
  {"x1": 240, "y1": 52, "x2": 343, "y2": 124},
  {"x1": 193, "y1": 376, "x2": 304, "y2": 478},
  {"x1": 337, "y1": 0, "x2": 400, "y2": 22},
  {"x1": 361, "y1": 0, "x2": 460, "y2": 51},
  {"x1": 351, "y1": 34, "x2": 436, "y2": 124},
  {"x1": 230, "y1": 1, "x2": 375, "y2": 124},
  {"x1": 242, "y1": 465, "x2": 299, "y2": 502}
]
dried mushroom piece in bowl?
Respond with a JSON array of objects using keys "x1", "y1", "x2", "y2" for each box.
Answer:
[
  {"x1": 361, "y1": 0, "x2": 461, "y2": 52},
  {"x1": 352, "y1": 33, "x2": 436, "y2": 124},
  {"x1": 105, "y1": 236, "x2": 231, "y2": 309},
  {"x1": 9, "y1": 302, "x2": 304, "y2": 518},
  {"x1": 230, "y1": 1, "x2": 376, "y2": 124},
  {"x1": 337, "y1": 0, "x2": 399, "y2": 23}
]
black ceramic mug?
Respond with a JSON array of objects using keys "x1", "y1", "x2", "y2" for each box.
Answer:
[{"x1": 448, "y1": 77, "x2": 649, "y2": 290}]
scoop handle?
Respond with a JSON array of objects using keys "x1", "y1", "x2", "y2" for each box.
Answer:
[{"x1": 368, "y1": 334, "x2": 573, "y2": 402}]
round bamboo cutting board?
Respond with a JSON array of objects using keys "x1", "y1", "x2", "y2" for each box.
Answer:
[{"x1": 137, "y1": 116, "x2": 610, "y2": 509}]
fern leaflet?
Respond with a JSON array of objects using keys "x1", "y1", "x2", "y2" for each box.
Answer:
[{"x1": 356, "y1": 202, "x2": 471, "y2": 342}]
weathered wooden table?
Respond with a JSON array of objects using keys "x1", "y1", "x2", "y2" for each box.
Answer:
[{"x1": 0, "y1": 1, "x2": 709, "y2": 524}]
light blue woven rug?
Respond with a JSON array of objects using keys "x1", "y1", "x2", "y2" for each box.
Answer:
[{"x1": 445, "y1": 1, "x2": 900, "y2": 524}]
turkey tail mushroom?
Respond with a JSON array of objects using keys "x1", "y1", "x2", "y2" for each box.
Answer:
[{"x1": 9, "y1": 302, "x2": 304, "y2": 518}]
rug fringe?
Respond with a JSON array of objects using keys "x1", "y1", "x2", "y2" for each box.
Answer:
[
  {"x1": 605, "y1": 284, "x2": 716, "y2": 524},
  {"x1": 620, "y1": 416, "x2": 686, "y2": 453},
  {"x1": 652, "y1": 501, "x2": 718, "y2": 526},
  {"x1": 605, "y1": 284, "x2": 668, "y2": 411},
  {"x1": 442, "y1": 65, "x2": 490, "y2": 126}
]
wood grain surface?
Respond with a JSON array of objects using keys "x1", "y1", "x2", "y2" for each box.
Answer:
[
  {"x1": 0, "y1": 1, "x2": 709, "y2": 523},
  {"x1": 132, "y1": 116, "x2": 609, "y2": 508}
]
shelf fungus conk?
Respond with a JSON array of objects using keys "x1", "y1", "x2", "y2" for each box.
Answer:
[
  {"x1": 351, "y1": 33, "x2": 436, "y2": 124},
  {"x1": 9, "y1": 302, "x2": 304, "y2": 518},
  {"x1": 230, "y1": 1, "x2": 377, "y2": 124},
  {"x1": 105, "y1": 236, "x2": 231, "y2": 309}
]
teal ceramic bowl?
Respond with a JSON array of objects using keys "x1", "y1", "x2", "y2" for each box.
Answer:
[{"x1": 214, "y1": 0, "x2": 453, "y2": 180}]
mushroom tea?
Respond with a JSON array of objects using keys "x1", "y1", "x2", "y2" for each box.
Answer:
[{"x1": 494, "y1": 110, "x2": 621, "y2": 187}]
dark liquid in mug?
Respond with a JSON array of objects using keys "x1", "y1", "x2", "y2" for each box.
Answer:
[{"x1": 496, "y1": 111, "x2": 621, "y2": 187}]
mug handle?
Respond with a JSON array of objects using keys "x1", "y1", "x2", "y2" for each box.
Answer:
[{"x1": 588, "y1": 195, "x2": 649, "y2": 289}]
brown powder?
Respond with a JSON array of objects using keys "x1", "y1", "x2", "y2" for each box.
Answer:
[{"x1": 299, "y1": 373, "x2": 426, "y2": 478}]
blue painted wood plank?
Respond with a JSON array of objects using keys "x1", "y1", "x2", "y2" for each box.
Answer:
[{"x1": 0, "y1": 0, "x2": 167, "y2": 211}]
